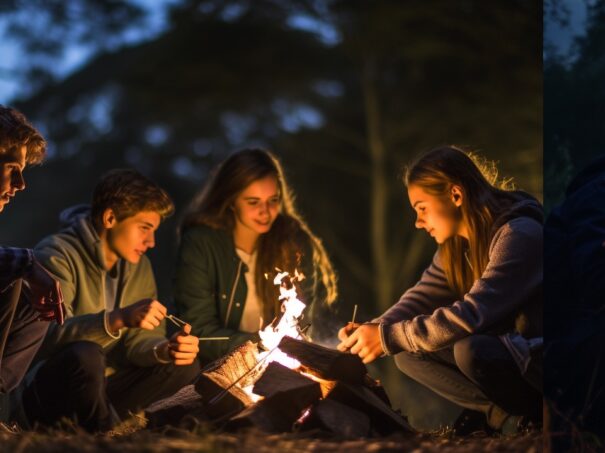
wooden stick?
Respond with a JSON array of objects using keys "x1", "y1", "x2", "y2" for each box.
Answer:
[
  {"x1": 351, "y1": 304, "x2": 358, "y2": 324},
  {"x1": 166, "y1": 314, "x2": 188, "y2": 328},
  {"x1": 198, "y1": 337, "x2": 230, "y2": 341}
]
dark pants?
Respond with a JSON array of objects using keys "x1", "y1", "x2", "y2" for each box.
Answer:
[
  {"x1": 0, "y1": 280, "x2": 49, "y2": 394},
  {"x1": 394, "y1": 335, "x2": 542, "y2": 429},
  {"x1": 22, "y1": 341, "x2": 201, "y2": 432}
]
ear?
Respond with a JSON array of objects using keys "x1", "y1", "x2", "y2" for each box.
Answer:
[
  {"x1": 102, "y1": 208, "x2": 117, "y2": 229},
  {"x1": 450, "y1": 185, "x2": 464, "y2": 207}
]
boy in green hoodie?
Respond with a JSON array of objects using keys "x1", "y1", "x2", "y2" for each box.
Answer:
[{"x1": 18, "y1": 169, "x2": 200, "y2": 432}]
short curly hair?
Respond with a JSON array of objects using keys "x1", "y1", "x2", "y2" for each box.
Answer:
[
  {"x1": 91, "y1": 169, "x2": 174, "y2": 228},
  {"x1": 0, "y1": 105, "x2": 46, "y2": 164}
]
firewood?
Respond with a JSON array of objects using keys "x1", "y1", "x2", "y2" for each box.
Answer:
[
  {"x1": 277, "y1": 336, "x2": 367, "y2": 384},
  {"x1": 145, "y1": 384, "x2": 208, "y2": 428},
  {"x1": 253, "y1": 361, "x2": 322, "y2": 397},
  {"x1": 327, "y1": 382, "x2": 414, "y2": 435},
  {"x1": 303, "y1": 399, "x2": 371, "y2": 438},
  {"x1": 195, "y1": 341, "x2": 261, "y2": 419},
  {"x1": 226, "y1": 363, "x2": 322, "y2": 433}
]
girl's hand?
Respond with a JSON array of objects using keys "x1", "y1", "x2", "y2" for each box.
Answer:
[
  {"x1": 337, "y1": 323, "x2": 385, "y2": 364},
  {"x1": 337, "y1": 322, "x2": 361, "y2": 342}
]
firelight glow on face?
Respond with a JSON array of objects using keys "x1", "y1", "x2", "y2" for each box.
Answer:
[
  {"x1": 233, "y1": 176, "x2": 281, "y2": 237},
  {"x1": 407, "y1": 184, "x2": 462, "y2": 244}
]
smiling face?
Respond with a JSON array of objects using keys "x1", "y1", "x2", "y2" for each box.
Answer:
[
  {"x1": 233, "y1": 175, "x2": 280, "y2": 242},
  {"x1": 408, "y1": 184, "x2": 466, "y2": 244},
  {"x1": 0, "y1": 145, "x2": 26, "y2": 213},
  {"x1": 101, "y1": 210, "x2": 161, "y2": 270}
]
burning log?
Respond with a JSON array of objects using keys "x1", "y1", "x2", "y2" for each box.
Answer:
[
  {"x1": 327, "y1": 382, "x2": 413, "y2": 435},
  {"x1": 301, "y1": 399, "x2": 371, "y2": 437},
  {"x1": 195, "y1": 341, "x2": 261, "y2": 419},
  {"x1": 252, "y1": 361, "x2": 322, "y2": 398},
  {"x1": 225, "y1": 362, "x2": 322, "y2": 433},
  {"x1": 277, "y1": 336, "x2": 367, "y2": 384}
]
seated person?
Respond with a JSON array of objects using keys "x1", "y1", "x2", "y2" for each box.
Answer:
[
  {"x1": 174, "y1": 148, "x2": 338, "y2": 363},
  {"x1": 0, "y1": 105, "x2": 63, "y2": 396},
  {"x1": 13, "y1": 169, "x2": 200, "y2": 432},
  {"x1": 338, "y1": 146, "x2": 542, "y2": 434}
]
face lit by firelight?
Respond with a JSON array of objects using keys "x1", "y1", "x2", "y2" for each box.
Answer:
[
  {"x1": 233, "y1": 176, "x2": 281, "y2": 238},
  {"x1": 0, "y1": 146, "x2": 26, "y2": 213},
  {"x1": 407, "y1": 184, "x2": 466, "y2": 244}
]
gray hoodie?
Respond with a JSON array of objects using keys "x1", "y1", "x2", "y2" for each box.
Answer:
[{"x1": 377, "y1": 193, "x2": 542, "y2": 376}]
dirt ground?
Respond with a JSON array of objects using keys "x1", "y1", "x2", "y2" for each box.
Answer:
[{"x1": 0, "y1": 423, "x2": 543, "y2": 453}]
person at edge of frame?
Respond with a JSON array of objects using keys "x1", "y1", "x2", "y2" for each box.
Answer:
[
  {"x1": 0, "y1": 105, "x2": 64, "y2": 401},
  {"x1": 544, "y1": 154, "x2": 605, "y2": 449},
  {"x1": 9, "y1": 169, "x2": 200, "y2": 433},
  {"x1": 337, "y1": 146, "x2": 542, "y2": 436}
]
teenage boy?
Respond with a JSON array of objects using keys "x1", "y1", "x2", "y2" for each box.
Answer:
[
  {"x1": 17, "y1": 169, "x2": 200, "y2": 432},
  {"x1": 0, "y1": 105, "x2": 64, "y2": 396}
]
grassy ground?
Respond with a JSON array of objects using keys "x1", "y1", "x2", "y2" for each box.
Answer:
[{"x1": 0, "y1": 422, "x2": 543, "y2": 452}]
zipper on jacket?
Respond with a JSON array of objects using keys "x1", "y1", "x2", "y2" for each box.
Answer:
[{"x1": 224, "y1": 259, "x2": 244, "y2": 327}]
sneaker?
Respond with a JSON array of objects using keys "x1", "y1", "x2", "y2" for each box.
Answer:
[{"x1": 452, "y1": 409, "x2": 496, "y2": 436}]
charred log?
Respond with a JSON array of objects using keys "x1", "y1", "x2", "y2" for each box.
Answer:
[
  {"x1": 277, "y1": 336, "x2": 367, "y2": 384},
  {"x1": 327, "y1": 382, "x2": 413, "y2": 435},
  {"x1": 301, "y1": 399, "x2": 371, "y2": 438},
  {"x1": 253, "y1": 361, "x2": 322, "y2": 398},
  {"x1": 226, "y1": 363, "x2": 322, "y2": 433},
  {"x1": 145, "y1": 384, "x2": 208, "y2": 429}
]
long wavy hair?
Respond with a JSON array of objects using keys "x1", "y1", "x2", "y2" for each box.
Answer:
[
  {"x1": 181, "y1": 148, "x2": 337, "y2": 323},
  {"x1": 405, "y1": 146, "x2": 517, "y2": 298}
]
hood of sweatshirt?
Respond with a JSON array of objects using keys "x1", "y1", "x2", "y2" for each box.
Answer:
[{"x1": 491, "y1": 191, "x2": 543, "y2": 234}]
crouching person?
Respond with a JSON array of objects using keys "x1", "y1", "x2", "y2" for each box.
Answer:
[
  {"x1": 338, "y1": 147, "x2": 542, "y2": 435},
  {"x1": 14, "y1": 169, "x2": 200, "y2": 432}
]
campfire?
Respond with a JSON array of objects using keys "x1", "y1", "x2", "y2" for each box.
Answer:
[{"x1": 146, "y1": 271, "x2": 413, "y2": 437}]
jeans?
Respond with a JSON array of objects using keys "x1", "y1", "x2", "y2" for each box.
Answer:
[
  {"x1": 394, "y1": 334, "x2": 542, "y2": 429},
  {"x1": 21, "y1": 341, "x2": 201, "y2": 432},
  {"x1": 0, "y1": 280, "x2": 49, "y2": 394}
]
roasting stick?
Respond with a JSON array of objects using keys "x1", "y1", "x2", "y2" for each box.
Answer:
[
  {"x1": 166, "y1": 314, "x2": 188, "y2": 328},
  {"x1": 166, "y1": 314, "x2": 230, "y2": 341}
]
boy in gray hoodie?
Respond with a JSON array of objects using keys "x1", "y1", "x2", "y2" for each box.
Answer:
[{"x1": 17, "y1": 169, "x2": 200, "y2": 432}]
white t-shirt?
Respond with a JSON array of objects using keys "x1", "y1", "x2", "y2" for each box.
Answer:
[{"x1": 235, "y1": 248, "x2": 263, "y2": 333}]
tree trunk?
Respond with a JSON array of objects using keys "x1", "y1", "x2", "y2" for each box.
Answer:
[{"x1": 362, "y1": 58, "x2": 393, "y2": 314}]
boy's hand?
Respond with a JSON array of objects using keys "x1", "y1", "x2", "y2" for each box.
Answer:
[
  {"x1": 337, "y1": 323, "x2": 385, "y2": 364},
  {"x1": 110, "y1": 298, "x2": 167, "y2": 331},
  {"x1": 167, "y1": 323, "x2": 199, "y2": 365}
]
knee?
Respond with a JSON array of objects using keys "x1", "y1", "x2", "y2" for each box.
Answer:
[
  {"x1": 453, "y1": 336, "x2": 491, "y2": 381},
  {"x1": 393, "y1": 350, "x2": 425, "y2": 376},
  {"x1": 62, "y1": 341, "x2": 106, "y2": 381},
  {"x1": 163, "y1": 360, "x2": 201, "y2": 387}
]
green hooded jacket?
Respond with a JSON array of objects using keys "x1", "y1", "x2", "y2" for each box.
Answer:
[
  {"x1": 33, "y1": 207, "x2": 166, "y2": 368},
  {"x1": 174, "y1": 224, "x2": 316, "y2": 363}
]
